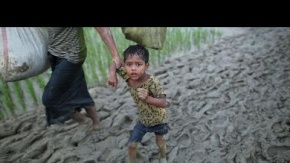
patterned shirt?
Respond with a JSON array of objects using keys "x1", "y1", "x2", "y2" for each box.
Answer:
[
  {"x1": 48, "y1": 27, "x2": 87, "y2": 64},
  {"x1": 117, "y1": 66, "x2": 168, "y2": 127}
]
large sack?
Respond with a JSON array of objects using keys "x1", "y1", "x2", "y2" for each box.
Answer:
[
  {"x1": 0, "y1": 27, "x2": 50, "y2": 82},
  {"x1": 122, "y1": 27, "x2": 167, "y2": 50}
]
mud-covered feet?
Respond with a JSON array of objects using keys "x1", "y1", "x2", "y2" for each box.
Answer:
[
  {"x1": 45, "y1": 123, "x2": 65, "y2": 135},
  {"x1": 71, "y1": 112, "x2": 87, "y2": 124},
  {"x1": 79, "y1": 117, "x2": 91, "y2": 125},
  {"x1": 84, "y1": 106, "x2": 101, "y2": 131},
  {"x1": 78, "y1": 118, "x2": 101, "y2": 131},
  {"x1": 92, "y1": 123, "x2": 101, "y2": 131}
]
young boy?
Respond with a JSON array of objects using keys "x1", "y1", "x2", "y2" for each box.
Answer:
[{"x1": 108, "y1": 44, "x2": 169, "y2": 163}]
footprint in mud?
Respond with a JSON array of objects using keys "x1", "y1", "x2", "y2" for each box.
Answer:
[{"x1": 176, "y1": 131, "x2": 192, "y2": 148}]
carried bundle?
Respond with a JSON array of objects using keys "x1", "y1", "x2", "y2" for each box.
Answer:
[
  {"x1": 121, "y1": 27, "x2": 167, "y2": 50},
  {"x1": 0, "y1": 27, "x2": 50, "y2": 82}
]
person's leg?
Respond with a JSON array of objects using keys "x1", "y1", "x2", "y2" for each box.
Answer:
[
  {"x1": 128, "y1": 142, "x2": 138, "y2": 163},
  {"x1": 85, "y1": 105, "x2": 100, "y2": 130},
  {"x1": 153, "y1": 123, "x2": 169, "y2": 163},
  {"x1": 71, "y1": 111, "x2": 88, "y2": 124},
  {"x1": 43, "y1": 56, "x2": 87, "y2": 125},
  {"x1": 127, "y1": 121, "x2": 146, "y2": 163},
  {"x1": 155, "y1": 135, "x2": 167, "y2": 163}
]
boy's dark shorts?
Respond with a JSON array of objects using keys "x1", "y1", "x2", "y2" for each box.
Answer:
[{"x1": 127, "y1": 121, "x2": 169, "y2": 144}]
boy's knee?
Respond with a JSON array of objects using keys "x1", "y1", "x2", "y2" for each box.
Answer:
[
  {"x1": 128, "y1": 142, "x2": 138, "y2": 150},
  {"x1": 156, "y1": 140, "x2": 166, "y2": 150}
]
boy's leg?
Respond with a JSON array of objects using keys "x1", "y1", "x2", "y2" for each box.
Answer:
[
  {"x1": 152, "y1": 123, "x2": 169, "y2": 162},
  {"x1": 85, "y1": 105, "x2": 100, "y2": 130},
  {"x1": 156, "y1": 135, "x2": 167, "y2": 161},
  {"x1": 127, "y1": 121, "x2": 146, "y2": 163},
  {"x1": 128, "y1": 142, "x2": 138, "y2": 163}
]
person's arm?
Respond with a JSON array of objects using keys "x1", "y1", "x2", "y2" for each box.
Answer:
[
  {"x1": 138, "y1": 88, "x2": 168, "y2": 108},
  {"x1": 139, "y1": 77, "x2": 168, "y2": 108},
  {"x1": 108, "y1": 62, "x2": 118, "y2": 89},
  {"x1": 108, "y1": 63, "x2": 128, "y2": 89},
  {"x1": 146, "y1": 96, "x2": 168, "y2": 108},
  {"x1": 95, "y1": 27, "x2": 122, "y2": 69}
]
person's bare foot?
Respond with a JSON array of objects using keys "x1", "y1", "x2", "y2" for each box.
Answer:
[
  {"x1": 71, "y1": 111, "x2": 88, "y2": 124},
  {"x1": 85, "y1": 106, "x2": 101, "y2": 131},
  {"x1": 92, "y1": 123, "x2": 100, "y2": 131},
  {"x1": 79, "y1": 117, "x2": 91, "y2": 125}
]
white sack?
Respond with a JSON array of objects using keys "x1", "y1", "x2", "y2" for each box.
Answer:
[{"x1": 0, "y1": 27, "x2": 50, "y2": 82}]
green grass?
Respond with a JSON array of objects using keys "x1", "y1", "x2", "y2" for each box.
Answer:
[
  {"x1": 26, "y1": 79, "x2": 38, "y2": 103},
  {"x1": 0, "y1": 81, "x2": 15, "y2": 117},
  {"x1": 0, "y1": 27, "x2": 222, "y2": 120},
  {"x1": 11, "y1": 82, "x2": 26, "y2": 111}
]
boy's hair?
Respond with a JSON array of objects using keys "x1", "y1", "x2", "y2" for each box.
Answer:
[{"x1": 123, "y1": 44, "x2": 149, "y2": 63}]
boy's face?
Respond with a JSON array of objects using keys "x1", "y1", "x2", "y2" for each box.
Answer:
[{"x1": 124, "y1": 55, "x2": 149, "y2": 81}]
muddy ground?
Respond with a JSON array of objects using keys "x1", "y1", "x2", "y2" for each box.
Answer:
[{"x1": 0, "y1": 27, "x2": 290, "y2": 163}]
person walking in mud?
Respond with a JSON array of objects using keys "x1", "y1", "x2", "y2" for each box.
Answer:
[
  {"x1": 108, "y1": 44, "x2": 169, "y2": 163},
  {"x1": 42, "y1": 27, "x2": 122, "y2": 130}
]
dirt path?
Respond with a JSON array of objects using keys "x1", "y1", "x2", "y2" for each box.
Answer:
[{"x1": 1, "y1": 27, "x2": 290, "y2": 163}]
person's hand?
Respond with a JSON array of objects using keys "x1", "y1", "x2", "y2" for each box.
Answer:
[
  {"x1": 108, "y1": 72, "x2": 118, "y2": 89},
  {"x1": 137, "y1": 88, "x2": 148, "y2": 101},
  {"x1": 113, "y1": 57, "x2": 122, "y2": 69}
]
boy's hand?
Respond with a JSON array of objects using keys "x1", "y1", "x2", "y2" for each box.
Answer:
[
  {"x1": 137, "y1": 88, "x2": 148, "y2": 101},
  {"x1": 108, "y1": 73, "x2": 118, "y2": 89}
]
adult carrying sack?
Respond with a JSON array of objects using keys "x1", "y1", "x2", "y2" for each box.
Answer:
[
  {"x1": 0, "y1": 27, "x2": 50, "y2": 82},
  {"x1": 121, "y1": 27, "x2": 167, "y2": 50}
]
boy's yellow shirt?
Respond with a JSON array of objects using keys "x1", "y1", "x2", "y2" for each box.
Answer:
[{"x1": 117, "y1": 66, "x2": 168, "y2": 127}]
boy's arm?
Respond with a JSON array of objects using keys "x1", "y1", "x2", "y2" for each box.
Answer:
[
  {"x1": 95, "y1": 27, "x2": 122, "y2": 68},
  {"x1": 146, "y1": 96, "x2": 168, "y2": 108},
  {"x1": 138, "y1": 86, "x2": 168, "y2": 108},
  {"x1": 148, "y1": 77, "x2": 168, "y2": 108}
]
